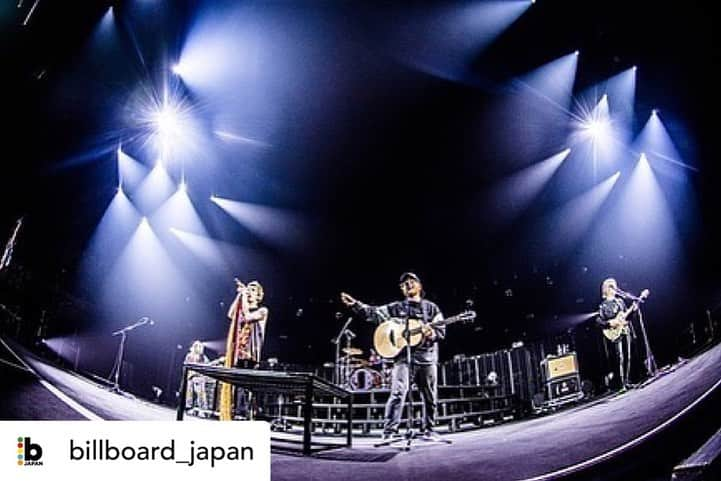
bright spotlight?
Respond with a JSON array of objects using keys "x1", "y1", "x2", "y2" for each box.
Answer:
[
  {"x1": 153, "y1": 104, "x2": 181, "y2": 139},
  {"x1": 178, "y1": 181, "x2": 187, "y2": 193},
  {"x1": 171, "y1": 63, "x2": 184, "y2": 75},
  {"x1": 130, "y1": 81, "x2": 200, "y2": 164},
  {"x1": 140, "y1": 216, "x2": 149, "y2": 226},
  {"x1": 576, "y1": 94, "x2": 613, "y2": 144},
  {"x1": 582, "y1": 118, "x2": 612, "y2": 140},
  {"x1": 117, "y1": 184, "x2": 124, "y2": 195},
  {"x1": 574, "y1": 50, "x2": 580, "y2": 56},
  {"x1": 651, "y1": 109, "x2": 658, "y2": 116}
]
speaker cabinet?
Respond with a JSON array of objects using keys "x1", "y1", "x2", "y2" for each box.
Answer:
[{"x1": 542, "y1": 353, "x2": 579, "y2": 380}]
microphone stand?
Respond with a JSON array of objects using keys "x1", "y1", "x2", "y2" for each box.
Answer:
[
  {"x1": 636, "y1": 306, "x2": 657, "y2": 378},
  {"x1": 331, "y1": 317, "x2": 353, "y2": 386},
  {"x1": 375, "y1": 303, "x2": 416, "y2": 450},
  {"x1": 108, "y1": 317, "x2": 151, "y2": 396},
  {"x1": 615, "y1": 288, "x2": 657, "y2": 380},
  {"x1": 375, "y1": 301, "x2": 451, "y2": 450}
]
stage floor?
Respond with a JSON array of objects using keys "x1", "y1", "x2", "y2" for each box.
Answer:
[{"x1": 2, "y1": 336, "x2": 721, "y2": 480}]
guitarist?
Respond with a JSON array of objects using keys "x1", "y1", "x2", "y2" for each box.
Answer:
[
  {"x1": 597, "y1": 278, "x2": 636, "y2": 391},
  {"x1": 341, "y1": 272, "x2": 445, "y2": 439}
]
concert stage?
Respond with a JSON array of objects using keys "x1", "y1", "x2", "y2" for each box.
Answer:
[{"x1": 3, "y1": 335, "x2": 721, "y2": 480}]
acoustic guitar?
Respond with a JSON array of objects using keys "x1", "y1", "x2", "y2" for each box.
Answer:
[{"x1": 373, "y1": 311, "x2": 476, "y2": 359}]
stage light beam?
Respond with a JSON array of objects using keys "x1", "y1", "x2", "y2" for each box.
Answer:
[
  {"x1": 495, "y1": 51, "x2": 579, "y2": 162},
  {"x1": 632, "y1": 110, "x2": 697, "y2": 174},
  {"x1": 483, "y1": 148, "x2": 571, "y2": 228},
  {"x1": 539, "y1": 170, "x2": 621, "y2": 256},
  {"x1": 212, "y1": 196, "x2": 312, "y2": 252}
]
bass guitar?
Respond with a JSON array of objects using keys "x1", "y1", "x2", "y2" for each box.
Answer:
[{"x1": 373, "y1": 311, "x2": 476, "y2": 359}]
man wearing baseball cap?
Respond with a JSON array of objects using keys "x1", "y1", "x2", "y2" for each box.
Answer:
[{"x1": 341, "y1": 272, "x2": 445, "y2": 439}]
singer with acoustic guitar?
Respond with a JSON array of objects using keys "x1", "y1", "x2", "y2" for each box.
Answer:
[{"x1": 341, "y1": 272, "x2": 445, "y2": 440}]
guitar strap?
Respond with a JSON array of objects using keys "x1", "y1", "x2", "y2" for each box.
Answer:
[{"x1": 421, "y1": 301, "x2": 431, "y2": 347}]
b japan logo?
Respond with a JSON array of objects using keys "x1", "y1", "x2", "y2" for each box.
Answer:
[{"x1": 16, "y1": 437, "x2": 43, "y2": 467}]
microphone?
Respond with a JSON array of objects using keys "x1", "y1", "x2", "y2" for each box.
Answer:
[
  {"x1": 611, "y1": 286, "x2": 630, "y2": 297},
  {"x1": 612, "y1": 286, "x2": 649, "y2": 302}
]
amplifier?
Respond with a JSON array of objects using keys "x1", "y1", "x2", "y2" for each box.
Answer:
[{"x1": 541, "y1": 352, "x2": 579, "y2": 381}]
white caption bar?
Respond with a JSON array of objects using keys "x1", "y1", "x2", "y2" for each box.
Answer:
[{"x1": 1, "y1": 421, "x2": 270, "y2": 481}]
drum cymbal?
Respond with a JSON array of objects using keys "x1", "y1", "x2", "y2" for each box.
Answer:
[
  {"x1": 339, "y1": 357, "x2": 368, "y2": 367},
  {"x1": 342, "y1": 347, "x2": 363, "y2": 356}
]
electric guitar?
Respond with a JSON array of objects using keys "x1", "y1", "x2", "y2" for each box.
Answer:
[
  {"x1": 602, "y1": 289, "x2": 650, "y2": 342},
  {"x1": 373, "y1": 311, "x2": 476, "y2": 359}
]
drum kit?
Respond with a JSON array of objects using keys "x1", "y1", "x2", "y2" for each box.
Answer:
[
  {"x1": 337, "y1": 347, "x2": 390, "y2": 391},
  {"x1": 330, "y1": 314, "x2": 389, "y2": 391}
]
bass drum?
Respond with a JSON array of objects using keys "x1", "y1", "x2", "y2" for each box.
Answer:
[{"x1": 349, "y1": 368, "x2": 382, "y2": 391}]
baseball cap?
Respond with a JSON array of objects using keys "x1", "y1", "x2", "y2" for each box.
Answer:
[{"x1": 399, "y1": 272, "x2": 421, "y2": 284}]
